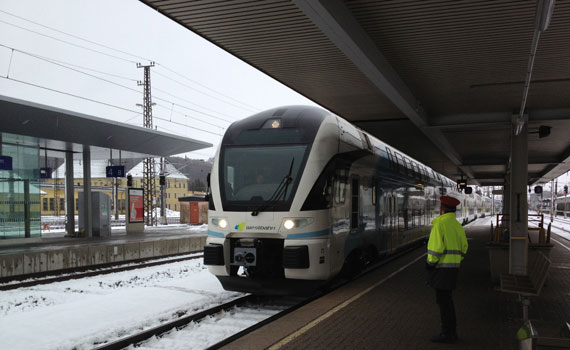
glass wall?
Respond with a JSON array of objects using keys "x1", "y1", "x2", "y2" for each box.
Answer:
[{"x1": 0, "y1": 132, "x2": 41, "y2": 239}]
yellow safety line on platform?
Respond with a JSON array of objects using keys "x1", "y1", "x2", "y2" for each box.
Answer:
[
  {"x1": 268, "y1": 253, "x2": 427, "y2": 350},
  {"x1": 552, "y1": 238, "x2": 570, "y2": 252}
]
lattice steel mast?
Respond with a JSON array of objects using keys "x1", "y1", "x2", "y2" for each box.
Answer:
[{"x1": 137, "y1": 62, "x2": 157, "y2": 226}]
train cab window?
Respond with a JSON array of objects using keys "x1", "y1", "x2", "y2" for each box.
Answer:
[{"x1": 351, "y1": 178, "x2": 359, "y2": 230}]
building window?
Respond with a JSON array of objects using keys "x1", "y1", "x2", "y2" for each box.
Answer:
[
  {"x1": 49, "y1": 198, "x2": 55, "y2": 211},
  {"x1": 175, "y1": 204, "x2": 177, "y2": 211},
  {"x1": 76, "y1": 199, "x2": 79, "y2": 210},
  {"x1": 59, "y1": 198, "x2": 65, "y2": 212},
  {"x1": 174, "y1": 193, "x2": 177, "y2": 198},
  {"x1": 43, "y1": 198, "x2": 48, "y2": 211}
]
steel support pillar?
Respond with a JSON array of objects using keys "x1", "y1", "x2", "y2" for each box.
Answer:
[
  {"x1": 509, "y1": 117, "x2": 528, "y2": 275},
  {"x1": 503, "y1": 180, "x2": 510, "y2": 217},
  {"x1": 82, "y1": 146, "x2": 92, "y2": 237},
  {"x1": 65, "y1": 151, "x2": 75, "y2": 236},
  {"x1": 24, "y1": 179, "x2": 30, "y2": 238}
]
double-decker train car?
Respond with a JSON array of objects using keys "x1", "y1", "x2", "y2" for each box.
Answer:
[{"x1": 204, "y1": 106, "x2": 487, "y2": 294}]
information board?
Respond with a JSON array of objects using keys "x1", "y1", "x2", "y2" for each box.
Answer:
[
  {"x1": 106, "y1": 165, "x2": 125, "y2": 178},
  {"x1": 128, "y1": 188, "x2": 144, "y2": 223},
  {"x1": 0, "y1": 156, "x2": 13, "y2": 171},
  {"x1": 40, "y1": 168, "x2": 52, "y2": 178}
]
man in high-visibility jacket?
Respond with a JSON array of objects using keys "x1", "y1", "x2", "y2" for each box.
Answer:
[{"x1": 426, "y1": 195, "x2": 468, "y2": 343}]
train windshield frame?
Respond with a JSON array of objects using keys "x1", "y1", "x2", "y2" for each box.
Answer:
[{"x1": 220, "y1": 144, "x2": 310, "y2": 211}]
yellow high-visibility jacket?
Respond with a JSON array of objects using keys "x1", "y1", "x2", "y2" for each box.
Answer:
[{"x1": 427, "y1": 212, "x2": 468, "y2": 268}]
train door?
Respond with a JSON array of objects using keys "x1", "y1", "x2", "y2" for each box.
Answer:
[
  {"x1": 350, "y1": 177, "x2": 359, "y2": 232},
  {"x1": 330, "y1": 169, "x2": 349, "y2": 273}
]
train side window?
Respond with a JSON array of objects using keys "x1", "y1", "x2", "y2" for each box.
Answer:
[
  {"x1": 362, "y1": 133, "x2": 372, "y2": 151},
  {"x1": 396, "y1": 153, "x2": 406, "y2": 175},
  {"x1": 386, "y1": 148, "x2": 393, "y2": 170},
  {"x1": 351, "y1": 178, "x2": 359, "y2": 230}
]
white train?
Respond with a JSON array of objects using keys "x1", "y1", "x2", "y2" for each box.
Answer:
[{"x1": 204, "y1": 106, "x2": 490, "y2": 294}]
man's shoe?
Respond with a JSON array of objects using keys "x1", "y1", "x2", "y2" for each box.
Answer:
[{"x1": 430, "y1": 333, "x2": 457, "y2": 343}]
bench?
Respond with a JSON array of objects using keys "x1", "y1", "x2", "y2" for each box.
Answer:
[{"x1": 499, "y1": 251, "x2": 551, "y2": 320}]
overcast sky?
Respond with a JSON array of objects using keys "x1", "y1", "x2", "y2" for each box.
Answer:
[{"x1": 0, "y1": 0, "x2": 319, "y2": 160}]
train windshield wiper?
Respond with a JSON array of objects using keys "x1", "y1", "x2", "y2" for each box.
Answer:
[{"x1": 251, "y1": 158, "x2": 295, "y2": 216}]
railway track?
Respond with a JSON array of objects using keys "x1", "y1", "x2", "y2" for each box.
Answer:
[
  {"x1": 0, "y1": 253, "x2": 203, "y2": 291},
  {"x1": 92, "y1": 294, "x2": 307, "y2": 350},
  {"x1": 88, "y1": 240, "x2": 427, "y2": 350}
]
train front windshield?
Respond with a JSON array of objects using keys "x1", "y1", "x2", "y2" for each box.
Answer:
[{"x1": 220, "y1": 145, "x2": 308, "y2": 209}]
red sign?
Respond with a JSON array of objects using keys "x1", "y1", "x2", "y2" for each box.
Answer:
[{"x1": 128, "y1": 188, "x2": 144, "y2": 223}]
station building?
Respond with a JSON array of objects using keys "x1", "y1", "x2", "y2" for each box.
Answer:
[
  {"x1": 0, "y1": 95, "x2": 211, "y2": 241},
  {"x1": 39, "y1": 159, "x2": 194, "y2": 216}
]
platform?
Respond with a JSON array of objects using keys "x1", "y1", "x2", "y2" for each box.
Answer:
[
  {"x1": 222, "y1": 224, "x2": 570, "y2": 350},
  {"x1": 0, "y1": 225, "x2": 207, "y2": 279}
]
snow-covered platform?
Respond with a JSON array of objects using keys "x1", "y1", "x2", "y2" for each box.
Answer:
[
  {"x1": 0, "y1": 224, "x2": 208, "y2": 279},
  {"x1": 222, "y1": 222, "x2": 570, "y2": 350}
]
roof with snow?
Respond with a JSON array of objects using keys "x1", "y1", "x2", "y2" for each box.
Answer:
[
  {"x1": 51, "y1": 158, "x2": 187, "y2": 179},
  {"x1": 128, "y1": 160, "x2": 188, "y2": 179}
]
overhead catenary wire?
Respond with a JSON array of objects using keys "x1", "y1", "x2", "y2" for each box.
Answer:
[
  {"x1": 0, "y1": 75, "x2": 223, "y2": 137},
  {"x1": 153, "y1": 69, "x2": 257, "y2": 115},
  {"x1": 0, "y1": 9, "x2": 154, "y2": 63},
  {"x1": 154, "y1": 115, "x2": 222, "y2": 136},
  {"x1": 0, "y1": 75, "x2": 141, "y2": 114},
  {"x1": 157, "y1": 63, "x2": 259, "y2": 112},
  {"x1": 0, "y1": 19, "x2": 137, "y2": 64},
  {"x1": 154, "y1": 102, "x2": 228, "y2": 129},
  {"x1": 0, "y1": 10, "x2": 262, "y2": 115},
  {"x1": 0, "y1": 43, "x2": 229, "y2": 131}
]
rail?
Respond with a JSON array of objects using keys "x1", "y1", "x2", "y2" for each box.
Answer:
[{"x1": 0, "y1": 254, "x2": 203, "y2": 290}]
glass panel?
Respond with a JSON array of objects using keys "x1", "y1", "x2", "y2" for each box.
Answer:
[{"x1": 0, "y1": 132, "x2": 41, "y2": 239}]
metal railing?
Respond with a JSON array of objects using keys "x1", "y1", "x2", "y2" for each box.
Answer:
[{"x1": 492, "y1": 213, "x2": 547, "y2": 244}]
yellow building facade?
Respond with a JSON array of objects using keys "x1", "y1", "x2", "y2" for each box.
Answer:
[{"x1": 40, "y1": 160, "x2": 191, "y2": 216}]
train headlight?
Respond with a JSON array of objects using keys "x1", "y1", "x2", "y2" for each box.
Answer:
[
  {"x1": 284, "y1": 219, "x2": 295, "y2": 230},
  {"x1": 211, "y1": 218, "x2": 228, "y2": 229},
  {"x1": 282, "y1": 218, "x2": 313, "y2": 230}
]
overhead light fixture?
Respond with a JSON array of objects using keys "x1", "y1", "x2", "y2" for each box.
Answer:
[
  {"x1": 537, "y1": 0, "x2": 555, "y2": 32},
  {"x1": 529, "y1": 125, "x2": 551, "y2": 138},
  {"x1": 538, "y1": 125, "x2": 551, "y2": 138},
  {"x1": 515, "y1": 0, "x2": 556, "y2": 136}
]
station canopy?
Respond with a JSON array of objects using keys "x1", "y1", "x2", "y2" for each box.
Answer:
[
  {"x1": 0, "y1": 95, "x2": 211, "y2": 161},
  {"x1": 141, "y1": 0, "x2": 570, "y2": 186}
]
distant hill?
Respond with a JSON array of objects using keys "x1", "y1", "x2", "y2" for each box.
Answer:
[{"x1": 167, "y1": 156, "x2": 213, "y2": 191}]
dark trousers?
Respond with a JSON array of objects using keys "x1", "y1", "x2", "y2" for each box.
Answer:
[{"x1": 435, "y1": 289, "x2": 456, "y2": 335}]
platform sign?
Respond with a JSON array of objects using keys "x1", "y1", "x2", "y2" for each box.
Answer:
[
  {"x1": 106, "y1": 165, "x2": 125, "y2": 178},
  {"x1": 40, "y1": 167, "x2": 52, "y2": 178},
  {"x1": 0, "y1": 156, "x2": 13, "y2": 171},
  {"x1": 128, "y1": 188, "x2": 144, "y2": 223}
]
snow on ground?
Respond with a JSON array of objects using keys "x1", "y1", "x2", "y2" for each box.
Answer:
[
  {"x1": 131, "y1": 305, "x2": 285, "y2": 350},
  {"x1": 0, "y1": 258, "x2": 242, "y2": 350}
]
